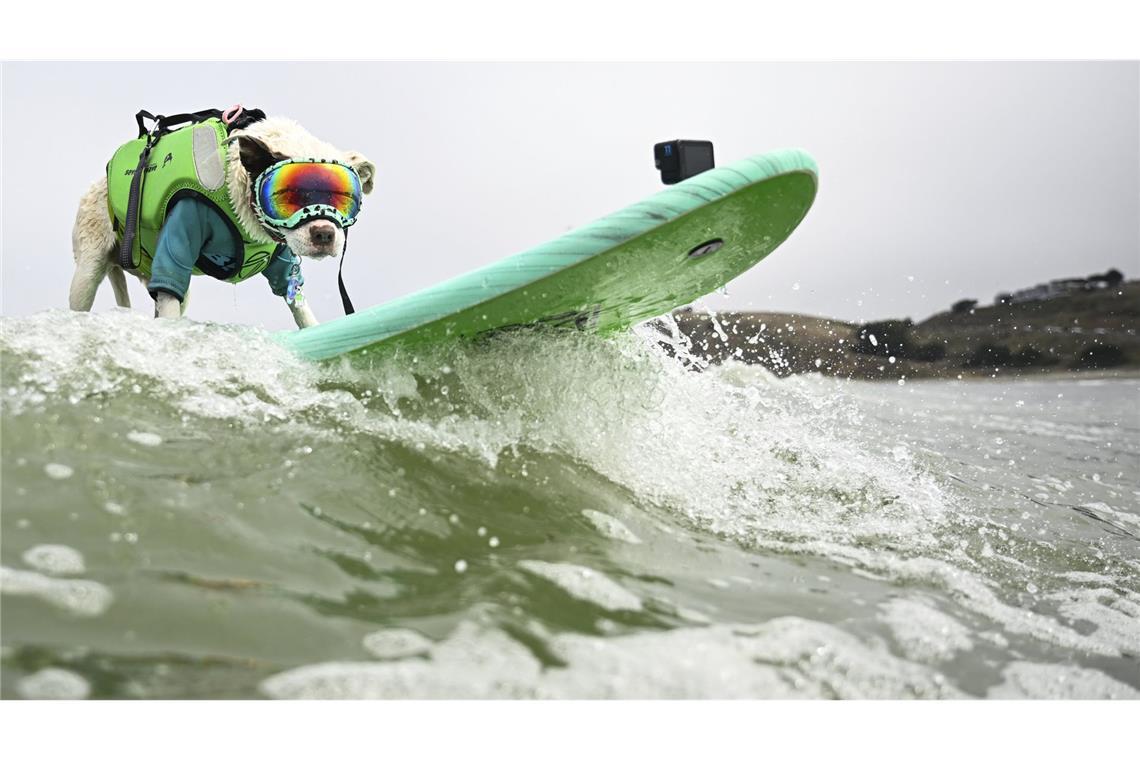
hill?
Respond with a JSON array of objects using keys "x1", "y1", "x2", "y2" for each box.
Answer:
[{"x1": 666, "y1": 279, "x2": 1140, "y2": 380}]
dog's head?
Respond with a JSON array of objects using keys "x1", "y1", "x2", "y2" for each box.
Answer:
[{"x1": 224, "y1": 117, "x2": 376, "y2": 260}]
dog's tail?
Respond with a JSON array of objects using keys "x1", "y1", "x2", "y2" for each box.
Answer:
[{"x1": 108, "y1": 266, "x2": 131, "y2": 308}]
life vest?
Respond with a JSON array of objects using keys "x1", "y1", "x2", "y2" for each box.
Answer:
[{"x1": 106, "y1": 117, "x2": 279, "y2": 283}]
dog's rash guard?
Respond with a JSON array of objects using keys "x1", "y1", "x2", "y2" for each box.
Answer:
[{"x1": 147, "y1": 196, "x2": 303, "y2": 302}]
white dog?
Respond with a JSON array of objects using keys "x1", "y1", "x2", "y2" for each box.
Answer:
[{"x1": 69, "y1": 112, "x2": 375, "y2": 328}]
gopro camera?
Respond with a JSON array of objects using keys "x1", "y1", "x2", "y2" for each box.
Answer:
[{"x1": 654, "y1": 140, "x2": 715, "y2": 185}]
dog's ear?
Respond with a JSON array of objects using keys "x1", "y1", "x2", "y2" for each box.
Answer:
[
  {"x1": 344, "y1": 151, "x2": 377, "y2": 195},
  {"x1": 228, "y1": 135, "x2": 280, "y2": 182}
]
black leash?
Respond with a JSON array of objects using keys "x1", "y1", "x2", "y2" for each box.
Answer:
[{"x1": 337, "y1": 230, "x2": 355, "y2": 315}]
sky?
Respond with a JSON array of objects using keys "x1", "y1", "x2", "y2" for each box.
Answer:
[{"x1": 2, "y1": 61, "x2": 1137, "y2": 331}]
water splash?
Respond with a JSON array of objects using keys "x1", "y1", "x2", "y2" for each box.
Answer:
[{"x1": 2, "y1": 309, "x2": 1137, "y2": 698}]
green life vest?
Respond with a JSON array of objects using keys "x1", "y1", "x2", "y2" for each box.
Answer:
[{"x1": 106, "y1": 118, "x2": 278, "y2": 283}]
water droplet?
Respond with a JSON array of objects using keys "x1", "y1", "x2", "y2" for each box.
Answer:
[
  {"x1": 44, "y1": 463, "x2": 74, "y2": 480},
  {"x1": 126, "y1": 431, "x2": 163, "y2": 447}
]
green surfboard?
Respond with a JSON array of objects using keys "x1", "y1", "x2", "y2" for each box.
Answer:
[{"x1": 278, "y1": 148, "x2": 818, "y2": 361}]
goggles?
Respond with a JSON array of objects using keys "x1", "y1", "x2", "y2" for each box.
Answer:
[{"x1": 253, "y1": 158, "x2": 363, "y2": 230}]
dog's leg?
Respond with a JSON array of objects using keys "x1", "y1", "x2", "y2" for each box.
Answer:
[
  {"x1": 154, "y1": 292, "x2": 181, "y2": 319},
  {"x1": 289, "y1": 299, "x2": 319, "y2": 329},
  {"x1": 107, "y1": 266, "x2": 131, "y2": 308},
  {"x1": 70, "y1": 177, "x2": 118, "y2": 312},
  {"x1": 69, "y1": 256, "x2": 110, "y2": 311},
  {"x1": 179, "y1": 285, "x2": 191, "y2": 316}
]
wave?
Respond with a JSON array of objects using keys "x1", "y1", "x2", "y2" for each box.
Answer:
[{"x1": 2, "y1": 309, "x2": 1137, "y2": 698}]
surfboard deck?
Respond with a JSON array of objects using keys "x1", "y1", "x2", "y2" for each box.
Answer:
[{"x1": 277, "y1": 148, "x2": 818, "y2": 361}]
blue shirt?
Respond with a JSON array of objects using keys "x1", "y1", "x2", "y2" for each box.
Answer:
[{"x1": 147, "y1": 197, "x2": 303, "y2": 301}]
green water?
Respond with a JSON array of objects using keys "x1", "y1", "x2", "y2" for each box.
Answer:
[{"x1": 2, "y1": 310, "x2": 1137, "y2": 698}]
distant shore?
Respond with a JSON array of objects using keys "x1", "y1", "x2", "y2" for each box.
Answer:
[{"x1": 665, "y1": 279, "x2": 1140, "y2": 381}]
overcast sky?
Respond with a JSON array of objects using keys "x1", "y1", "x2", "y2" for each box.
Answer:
[{"x1": 2, "y1": 61, "x2": 1137, "y2": 331}]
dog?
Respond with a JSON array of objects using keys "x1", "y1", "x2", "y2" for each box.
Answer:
[{"x1": 69, "y1": 114, "x2": 375, "y2": 328}]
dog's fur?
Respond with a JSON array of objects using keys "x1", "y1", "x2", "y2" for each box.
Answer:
[{"x1": 69, "y1": 116, "x2": 375, "y2": 328}]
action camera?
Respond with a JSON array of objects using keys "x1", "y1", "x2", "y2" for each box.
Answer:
[{"x1": 654, "y1": 140, "x2": 715, "y2": 185}]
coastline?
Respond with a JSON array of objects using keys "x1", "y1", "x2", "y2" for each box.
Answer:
[{"x1": 666, "y1": 279, "x2": 1140, "y2": 382}]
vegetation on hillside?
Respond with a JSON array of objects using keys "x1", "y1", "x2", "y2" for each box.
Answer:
[{"x1": 666, "y1": 278, "x2": 1140, "y2": 380}]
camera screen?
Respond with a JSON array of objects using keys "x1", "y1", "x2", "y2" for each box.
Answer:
[{"x1": 682, "y1": 143, "x2": 714, "y2": 174}]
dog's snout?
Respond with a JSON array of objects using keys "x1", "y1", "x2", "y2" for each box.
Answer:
[{"x1": 309, "y1": 222, "x2": 336, "y2": 246}]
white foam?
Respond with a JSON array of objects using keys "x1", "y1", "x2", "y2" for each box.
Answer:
[
  {"x1": 518, "y1": 560, "x2": 642, "y2": 612},
  {"x1": 0, "y1": 566, "x2": 113, "y2": 616},
  {"x1": 1047, "y1": 587, "x2": 1140, "y2": 658},
  {"x1": 16, "y1": 668, "x2": 91, "y2": 700},
  {"x1": 544, "y1": 617, "x2": 964, "y2": 699},
  {"x1": 879, "y1": 597, "x2": 973, "y2": 663},
  {"x1": 262, "y1": 618, "x2": 964, "y2": 699},
  {"x1": 21, "y1": 544, "x2": 85, "y2": 576},
  {"x1": 362, "y1": 628, "x2": 433, "y2": 660},
  {"x1": 126, "y1": 430, "x2": 163, "y2": 446},
  {"x1": 0, "y1": 310, "x2": 325, "y2": 424},
  {"x1": 262, "y1": 624, "x2": 539, "y2": 699},
  {"x1": 987, "y1": 662, "x2": 1140, "y2": 699},
  {"x1": 43, "y1": 463, "x2": 74, "y2": 480},
  {"x1": 744, "y1": 538, "x2": 1129, "y2": 660},
  {"x1": 581, "y1": 510, "x2": 642, "y2": 544}
]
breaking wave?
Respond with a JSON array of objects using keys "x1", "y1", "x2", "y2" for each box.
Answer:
[{"x1": 2, "y1": 309, "x2": 1137, "y2": 698}]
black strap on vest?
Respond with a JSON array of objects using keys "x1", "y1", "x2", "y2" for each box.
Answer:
[
  {"x1": 337, "y1": 230, "x2": 355, "y2": 315},
  {"x1": 117, "y1": 129, "x2": 159, "y2": 270}
]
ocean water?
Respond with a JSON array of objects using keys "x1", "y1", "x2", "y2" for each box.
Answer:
[{"x1": 1, "y1": 309, "x2": 1137, "y2": 699}]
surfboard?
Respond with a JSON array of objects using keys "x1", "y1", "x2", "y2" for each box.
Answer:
[{"x1": 277, "y1": 148, "x2": 818, "y2": 361}]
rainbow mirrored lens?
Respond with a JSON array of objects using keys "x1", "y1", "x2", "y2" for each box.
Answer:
[{"x1": 257, "y1": 160, "x2": 362, "y2": 227}]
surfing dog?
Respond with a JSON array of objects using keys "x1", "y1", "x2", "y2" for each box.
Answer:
[{"x1": 69, "y1": 114, "x2": 375, "y2": 328}]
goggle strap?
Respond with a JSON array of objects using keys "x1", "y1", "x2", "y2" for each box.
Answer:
[{"x1": 338, "y1": 228, "x2": 355, "y2": 316}]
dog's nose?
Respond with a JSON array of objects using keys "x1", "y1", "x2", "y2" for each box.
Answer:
[{"x1": 309, "y1": 222, "x2": 336, "y2": 246}]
